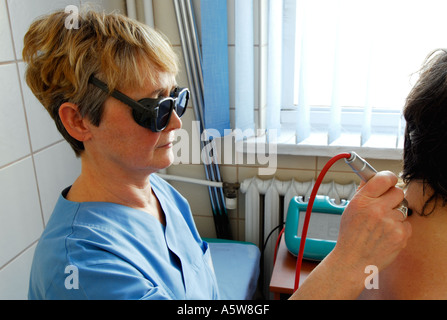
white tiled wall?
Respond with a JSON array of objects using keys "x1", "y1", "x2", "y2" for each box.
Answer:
[{"x1": 0, "y1": 0, "x2": 85, "y2": 300}]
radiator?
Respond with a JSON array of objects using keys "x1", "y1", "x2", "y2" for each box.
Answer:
[{"x1": 240, "y1": 177, "x2": 358, "y2": 297}]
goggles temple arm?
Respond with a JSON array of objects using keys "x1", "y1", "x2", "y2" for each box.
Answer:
[{"x1": 88, "y1": 76, "x2": 157, "y2": 117}]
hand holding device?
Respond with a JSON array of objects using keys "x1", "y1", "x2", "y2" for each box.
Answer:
[
  {"x1": 345, "y1": 152, "x2": 409, "y2": 219},
  {"x1": 334, "y1": 170, "x2": 412, "y2": 278},
  {"x1": 292, "y1": 152, "x2": 412, "y2": 291}
]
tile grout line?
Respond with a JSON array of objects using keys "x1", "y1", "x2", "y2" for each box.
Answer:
[{"x1": 5, "y1": 0, "x2": 46, "y2": 230}]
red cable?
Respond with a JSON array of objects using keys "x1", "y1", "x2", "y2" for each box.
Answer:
[{"x1": 294, "y1": 152, "x2": 351, "y2": 291}]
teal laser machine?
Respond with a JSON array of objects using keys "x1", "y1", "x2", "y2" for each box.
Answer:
[{"x1": 284, "y1": 195, "x2": 348, "y2": 261}]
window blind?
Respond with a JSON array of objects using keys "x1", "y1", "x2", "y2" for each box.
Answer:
[{"x1": 235, "y1": 0, "x2": 447, "y2": 155}]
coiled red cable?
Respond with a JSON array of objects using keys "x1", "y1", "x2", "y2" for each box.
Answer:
[{"x1": 293, "y1": 152, "x2": 352, "y2": 291}]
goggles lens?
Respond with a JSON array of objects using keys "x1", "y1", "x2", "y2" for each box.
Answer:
[
  {"x1": 157, "y1": 98, "x2": 175, "y2": 130},
  {"x1": 89, "y1": 76, "x2": 189, "y2": 132},
  {"x1": 154, "y1": 88, "x2": 189, "y2": 130}
]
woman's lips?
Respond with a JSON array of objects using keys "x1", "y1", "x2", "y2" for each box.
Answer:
[{"x1": 158, "y1": 141, "x2": 173, "y2": 149}]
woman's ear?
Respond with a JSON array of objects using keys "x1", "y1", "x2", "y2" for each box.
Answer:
[{"x1": 58, "y1": 102, "x2": 92, "y2": 142}]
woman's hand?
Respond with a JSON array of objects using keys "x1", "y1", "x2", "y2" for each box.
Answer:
[
  {"x1": 290, "y1": 171, "x2": 412, "y2": 299},
  {"x1": 335, "y1": 171, "x2": 412, "y2": 271}
]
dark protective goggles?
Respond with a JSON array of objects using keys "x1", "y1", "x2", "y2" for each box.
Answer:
[{"x1": 89, "y1": 75, "x2": 189, "y2": 132}]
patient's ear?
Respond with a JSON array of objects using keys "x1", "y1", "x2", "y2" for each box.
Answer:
[{"x1": 58, "y1": 102, "x2": 92, "y2": 142}]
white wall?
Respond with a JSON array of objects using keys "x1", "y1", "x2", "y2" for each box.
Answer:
[{"x1": 0, "y1": 0, "x2": 107, "y2": 300}]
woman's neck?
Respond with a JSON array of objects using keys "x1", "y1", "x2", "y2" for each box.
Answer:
[{"x1": 66, "y1": 154, "x2": 166, "y2": 225}]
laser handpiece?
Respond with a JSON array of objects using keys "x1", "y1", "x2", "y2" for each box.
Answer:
[
  {"x1": 345, "y1": 152, "x2": 409, "y2": 219},
  {"x1": 345, "y1": 152, "x2": 377, "y2": 182}
]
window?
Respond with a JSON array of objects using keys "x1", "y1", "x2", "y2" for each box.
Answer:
[{"x1": 242, "y1": 0, "x2": 447, "y2": 159}]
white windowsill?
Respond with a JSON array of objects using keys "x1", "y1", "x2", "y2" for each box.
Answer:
[
  {"x1": 274, "y1": 143, "x2": 403, "y2": 160},
  {"x1": 245, "y1": 107, "x2": 405, "y2": 160},
  {"x1": 237, "y1": 129, "x2": 404, "y2": 161}
]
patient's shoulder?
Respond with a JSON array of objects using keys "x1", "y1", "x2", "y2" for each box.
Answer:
[{"x1": 358, "y1": 234, "x2": 447, "y2": 299}]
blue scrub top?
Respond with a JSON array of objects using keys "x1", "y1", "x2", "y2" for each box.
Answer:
[{"x1": 28, "y1": 174, "x2": 220, "y2": 300}]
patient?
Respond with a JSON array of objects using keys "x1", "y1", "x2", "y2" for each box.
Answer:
[{"x1": 359, "y1": 49, "x2": 447, "y2": 299}]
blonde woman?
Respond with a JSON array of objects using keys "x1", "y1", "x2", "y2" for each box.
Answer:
[{"x1": 24, "y1": 9, "x2": 217, "y2": 299}]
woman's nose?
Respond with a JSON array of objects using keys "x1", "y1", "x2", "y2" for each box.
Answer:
[{"x1": 164, "y1": 109, "x2": 183, "y2": 132}]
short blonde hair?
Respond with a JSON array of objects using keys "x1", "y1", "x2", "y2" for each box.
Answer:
[{"x1": 23, "y1": 8, "x2": 179, "y2": 155}]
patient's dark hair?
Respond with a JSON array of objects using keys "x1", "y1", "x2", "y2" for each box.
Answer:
[{"x1": 402, "y1": 49, "x2": 447, "y2": 215}]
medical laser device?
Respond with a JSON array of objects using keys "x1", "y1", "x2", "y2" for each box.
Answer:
[
  {"x1": 285, "y1": 195, "x2": 347, "y2": 261},
  {"x1": 282, "y1": 151, "x2": 408, "y2": 291}
]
